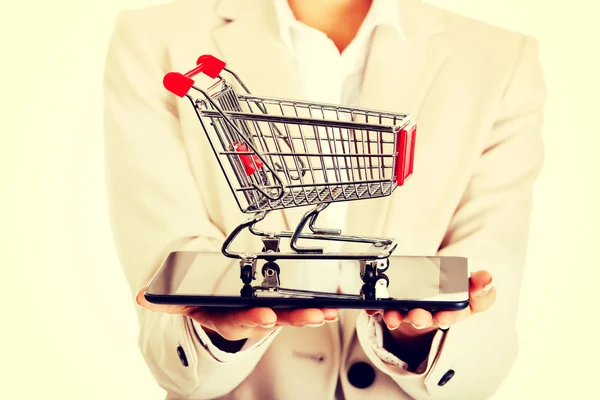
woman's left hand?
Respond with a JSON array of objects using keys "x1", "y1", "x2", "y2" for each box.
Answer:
[
  {"x1": 367, "y1": 270, "x2": 496, "y2": 366},
  {"x1": 369, "y1": 270, "x2": 496, "y2": 338}
]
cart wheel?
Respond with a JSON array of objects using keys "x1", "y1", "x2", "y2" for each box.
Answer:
[
  {"x1": 360, "y1": 284, "x2": 376, "y2": 301},
  {"x1": 261, "y1": 246, "x2": 280, "y2": 253},
  {"x1": 240, "y1": 284, "x2": 255, "y2": 298},
  {"x1": 240, "y1": 264, "x2": 254, "y2": 284},
  {"x1": 375, "y1": 274, "x2": 390, "y2": 288},
  {"x1": 261, "y1": 261, "x2": 280, "y2": 277},
  {"x1": 362, "y1": 264, "x2": 375, "y2": 283},
  {"x1": 377, "y1": 259, "x2": 390, "y2": 273}
]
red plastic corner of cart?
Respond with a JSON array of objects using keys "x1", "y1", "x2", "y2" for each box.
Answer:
[
  {"x1": 395, "y1": 122, "x2": 417, "y2": 186},
  {"x1": 163, "y1": 72, "x2": 194, "y2": 97},
  {"x1": 196, "y1": 55, "x2": 226, "y2": 79},
  {"x1": 231, "y1": 142, "x2": 264, "y2": 176},
  {"x1": 407, "y1": 123, "x2": 417, "y2": 176}
]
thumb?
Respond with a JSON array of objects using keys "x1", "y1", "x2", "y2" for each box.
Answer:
[
  {"x1": 469, "y1": 270, "x2": 493, "y2": 296},
  {"x1": 468, "y1": 270, "x2": 496, "y2": 314}
]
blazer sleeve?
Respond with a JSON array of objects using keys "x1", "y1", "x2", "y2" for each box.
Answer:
[
  {"x1": 103, "y1": 11, "x2": 278, "y2": 399},
  {"x1": 356, "y1": 35, "x2": 546, "y2": 399}
]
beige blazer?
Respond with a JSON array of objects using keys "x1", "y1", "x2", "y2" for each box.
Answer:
[{"x1": 103, "y1": 0, "x2": 546, "y2": 399}]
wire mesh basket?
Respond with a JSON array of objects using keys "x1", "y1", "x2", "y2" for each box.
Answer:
[{"x1": 164, "y1": 55, "x2": 416, "y2": 215}]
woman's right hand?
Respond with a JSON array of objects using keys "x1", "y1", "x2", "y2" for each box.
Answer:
[{"x1": 135, "y1": 286, "x2": 339, "y2": 342}]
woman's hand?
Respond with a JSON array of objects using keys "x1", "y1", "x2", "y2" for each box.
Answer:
[
  {"x1": 135, "y1": 286, "x2": 339, "y2": 342},
  {"x1": 380, "y1": 270, "x2": 495, "y2": 331},
  {"x1": 368, "y1": 270, "x2": 496, "y2": 365}
]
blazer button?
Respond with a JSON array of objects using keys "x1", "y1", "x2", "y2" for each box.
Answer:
[
  {"x1": 347, "y1": 361, "x2": 376, "y2": 389},
  {"x1": 177, "y1": 345, "x2": 189, "y2": 367},
  {"x1": 438, "y1": 369, "x2": 455, "y2": 386}
]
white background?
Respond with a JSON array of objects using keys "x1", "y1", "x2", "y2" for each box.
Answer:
[{"x1": 2, "y1": 0, "x2": 598, "y2": 398}]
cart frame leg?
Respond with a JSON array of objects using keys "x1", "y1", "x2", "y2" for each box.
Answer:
[{"x1": 221, "y1": 204, "x2": 397, "y2": 259}]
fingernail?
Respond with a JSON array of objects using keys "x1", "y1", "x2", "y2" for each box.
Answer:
[
  {"x1": 478, "y1": 279, "x2": 494, "y2": 296},
  {"x1": 260, "y1": 322, "x2": 277, "y2": 329},
  {"x1": 438, "y1": 324, "x2": 450, "y2": 330},
  {"x1": 386, "y1": 323, "x2": 400, "y2": 331},
  {"x1": 306, "y1": 321, "x2": 326, "y2": 327},
  {"x1": 325, "y1": 317, "x2": 339, "y2": 323},
  {"x1": 411, "y1": 321, "x2": 432, "y2": 330}
]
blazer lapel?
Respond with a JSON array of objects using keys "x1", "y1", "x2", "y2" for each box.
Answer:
[{"x1": 212, "y1": 0, "x2": 303, "y2": 100}]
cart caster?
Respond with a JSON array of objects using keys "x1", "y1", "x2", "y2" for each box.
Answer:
[
  {"x1": 377, "y1": 258, "x2": 390, "y2": 273},
  {"x1": 240, "y1": 284, "x2": 256, "y2": 298},
  {"x1": 360, "y1": 284, "x2": 376, "y2": 301},
  {"x1": 261, "y1": 236, "x2": 280, "y2": 253},
  {"x1": 373, "y1": 274, "x2": 390, "y2": 299},
  {"x1": 361, "y1": 263, "x2": 376, "y2": 284},
  {"x1": 240, "y1": 264, "x2": 254, "y2": 285},
  {"x1": 262, "y1": 246, "x2": 280, "y2": 253},
  {"x1": 260, "y1": 261, "x2": 281, "y2": 291},
  {"x1": 262, "y1": 261, "x2": 280, "y2": 277},
  {"x1": 375, "y1": 273, "x2": 389, "y2": 288}
]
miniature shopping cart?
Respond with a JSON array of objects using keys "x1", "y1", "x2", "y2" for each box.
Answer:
[{"x1": 163, "y1": 55, "x2": 417, "y2": 301}]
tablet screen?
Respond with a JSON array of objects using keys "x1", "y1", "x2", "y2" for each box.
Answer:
[{"x1": 146, "y1": 251, "x2": 469, "y2": 303}]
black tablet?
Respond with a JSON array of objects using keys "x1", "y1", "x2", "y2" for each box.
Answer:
[{"x1": 145, "y1": 251, "x2": 470, "y2": 312}]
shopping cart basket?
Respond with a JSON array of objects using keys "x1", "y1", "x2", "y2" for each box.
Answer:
[{"x1": 163, "y1": 55, "x2": 417, "y2": 300}]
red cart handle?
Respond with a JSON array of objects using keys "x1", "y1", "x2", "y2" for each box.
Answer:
[
  {"x1": 395, "y1": 122, "x2": 417, "y2": 186},
  {"x1": 163, "y1": 55, "x2": 226, "y2": 97}
]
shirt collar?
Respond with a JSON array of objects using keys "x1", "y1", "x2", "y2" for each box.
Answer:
[{"x1": 273, "y1": 0, "x2": 404, "y2": 54}]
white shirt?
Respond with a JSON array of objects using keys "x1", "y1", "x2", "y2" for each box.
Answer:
[
  {"x1": 274, "y1": 0, "x2": 403, "y2": 107},
  {"x1": 195, "y1": 0, "x2": 424, "y2": 378}
]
